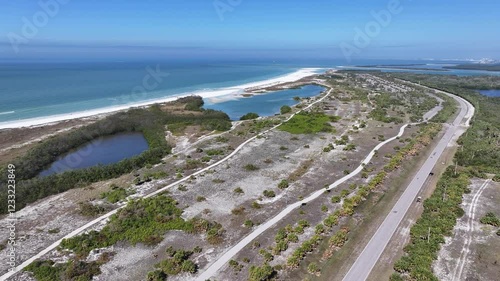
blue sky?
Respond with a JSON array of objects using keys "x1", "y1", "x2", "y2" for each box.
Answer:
[{"x1": 1, "y1": 0, "x2": 499, "y2": 61}]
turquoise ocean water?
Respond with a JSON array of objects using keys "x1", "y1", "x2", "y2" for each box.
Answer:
[{"x1": 1, "y1": 59, "x2": 499, "y2": 124}]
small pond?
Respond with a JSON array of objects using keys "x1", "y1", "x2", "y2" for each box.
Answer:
[
  {"x1": 39, "y1": 132, "x2": 149, "y2": 177},
  {"x1": 477, "y1": 89, "x2": 500, "y2": 97}
]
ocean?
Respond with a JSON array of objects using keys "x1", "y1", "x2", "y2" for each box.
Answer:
[{"x1": 1, "y1": 59, "x2": 499, "y2": 127}]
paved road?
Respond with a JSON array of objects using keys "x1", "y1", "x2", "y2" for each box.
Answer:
[
  {"x1": 195, "y1": 85, "x2": 450, "y2": 281},
  {"x1": 0, "y1": 84, "x2": 334, "y2": 281},
  {"x1": 341, "y1": 83, "x2": 474, "y2": 281}
]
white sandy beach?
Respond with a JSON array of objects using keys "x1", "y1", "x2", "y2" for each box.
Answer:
[{"x1": 0, "y1": 68, "x2": 322, "y2": 130}]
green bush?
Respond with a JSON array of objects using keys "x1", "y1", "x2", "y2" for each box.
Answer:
[
  {"x1": 25, "y1": 260, "x2": 102, "y2": 281},
  {"x1": 244, "y1": 164, "x2": 260, "y2": 171},
  {"x1": 248, "y1": 264, "x2": 275, "y2": 281},
  {"x1": 331, "y1": 196, "x2": 341, "y2": 203},
  {"x1": 263, "y1": 190, "x2": 276, "y2": 198},
  {"x1": 151, "y1": 248, "x2": 198, "y2": 278},
  {"x1": 278, "y1": 179, "x2": 289, "y2": 189},
  {"x1": 205, "y1": 149, "x2": 224, "y2": 156},
  {"x1": 480, "y1": 212, "x2": 500, "y2": 227},
  {"x1": 279, "y1": 112, "x2": 334, "y2": 134},
  {"x1": 240, "y1": 112, "x2": 260, "y2": 120},
  {"x1": 100, "y1": 186, "x2": 132, "y2": 203},
  {"x1": 280, "y1": 105, "x2": 292, "y2": 114}
]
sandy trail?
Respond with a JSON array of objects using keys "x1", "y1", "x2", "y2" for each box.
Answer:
[{"x1": 451, "y1": 179, "x2": 490, "y2": 280}]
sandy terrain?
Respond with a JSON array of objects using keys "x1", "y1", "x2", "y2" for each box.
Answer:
[{"x1": 434, "y1": 178, "x2": 500, "y2": 281}]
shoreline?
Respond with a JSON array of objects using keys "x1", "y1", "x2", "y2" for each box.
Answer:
[{"x1": 0, "y1": 68, "x2": 323, "y2": 130}]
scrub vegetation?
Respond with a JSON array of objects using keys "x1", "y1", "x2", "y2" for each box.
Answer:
[
  {"x1": 388, "y1": 73, "x2": 500, "y2": 281},
  {"x1": 59, "y1": 195, "x2": 224, "y2": 256},
  {"x1": 279, "y1": 112, "x2": 339, "y2": 134}
]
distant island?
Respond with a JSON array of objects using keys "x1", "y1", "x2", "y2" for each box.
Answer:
[
  {"x1": 444, "y1": 63, "x2": 500, "y2": 71},
  {"x1": 357, "y1": 64, "x2": 450, "y2": 72}
]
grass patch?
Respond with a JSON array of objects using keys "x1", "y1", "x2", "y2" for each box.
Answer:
[{"x1": 279, "y1": 112, "x2": 335, "y2": 134}]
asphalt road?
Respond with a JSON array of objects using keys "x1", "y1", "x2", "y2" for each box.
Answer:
[
  {"x1": 341, "y1": 84, "x2": 474, "y2": 281},
  {"x1": 195, "y1": 84, "x2": 454, "y2": 281}
]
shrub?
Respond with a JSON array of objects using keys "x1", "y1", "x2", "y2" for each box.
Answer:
[
  {"x1": 244, "y1": 164, "x2": 259, "y2": 171},
  {"x1": 298, "y1": 219, "x2": 310, "y2": 228},
  {"x1": 147, "y1": 270, "x2": 167, "y2": 281},
  {"x1": 308, "y1": 262, "x2": 319, "y2": 274},
  {"x1": 493, "y1": 174, "x2": 500, "y2": 182},
  {"x1": 323, "y1": 143, "x2": 334, "y2": 152},
  {"x1": 389, "y1": 273, "x2": 404, "y2": 281},
  {"x1": 234, "y1": 187, "x2": 244, "y2": 194},
  {"x1": 232, "y1": 206, "x2": 246, "y2": 215},
  {"x1": 288, "y1": 232, "x2": 299, "y2": 243},
  {"x1": 263, "y1": 190, "x2": 276, "y2": 198},
  {"x1": 323, "y1": 214, "x2": 339, "y2": 228},
  {"x1": 248, "y1": 264, "x2": 275, "y2": 281},
  {"x1": 206, "y1": 149, "x2": 224, "y2": 156},
  {"x1": 48, "y1": 228, "x2": 60, "y2": 234},
  {"x1": 252, "y1": 201, "x2": 262, "y2": 209},
  {"x1": 280, "y1": 105, "x2": 292, "y2": 114},
  {"x1": 258, "y1": 250, "x2": 274, "y2": 263},
  {"x1": 26, "y1": 260, "x2": 102, "y2": 281},
  {"x1": 100, "y1": 187, "x2": 130, "y2": 203},
  {"x1": 480, "y1": 212, "x2": 500, "y2": 227},
  {"x1": 240, "y1": 112, "x2": 260, "y2": 120},
  {"x1": 343, "y1": 143, "x2": 356, "y2": 151},
  {"x1": 340, "y1": 189, "x2": 350, "y2": 198},
  {"x1": 278, "y1": 179, "x2": 289, "y2": 189},
  {"x1": 244, "y1": 220, "x2": 254, "y2": 227},
  {"x1": 78, "y1": 202, "x2": 109, "y2": 217},
  {"x1": 329, "y1": 227, "x2": 349, "y2": 247},
  {"x1": 196, "y1": 196, "x2": 206, "y2": 202},
  {"x1": 331, "y1": 196, "x2": 341, "y2": 203}
]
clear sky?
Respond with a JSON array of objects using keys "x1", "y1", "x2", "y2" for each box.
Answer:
[{"x1": 1, "y1": 0, "x2": 499, "y2": 61}]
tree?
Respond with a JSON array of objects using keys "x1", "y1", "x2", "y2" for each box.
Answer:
[
  {"x1": 280, "y1": 105, "x2": 292, "y2": 114},
  {"x1": 240, "y1": 112, "x2": 260, "y2": 120},
  {"x1": 248, "y1": 264, "x2": 275, "y2": 281}
]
